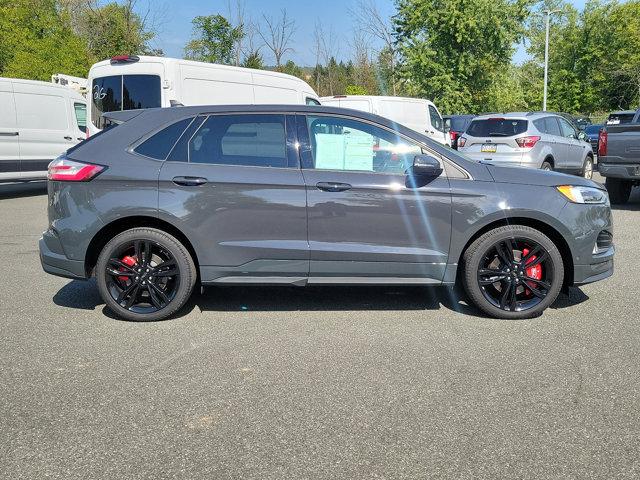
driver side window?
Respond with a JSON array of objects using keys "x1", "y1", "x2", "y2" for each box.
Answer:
[{"x1": 306, "y1": 115, "x2": 423, "y2": 174}]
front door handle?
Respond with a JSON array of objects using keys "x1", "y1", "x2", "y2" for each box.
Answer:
[
  {"x1": 316, "y1": 182, "x2": 352, "y2": 192},
  {"x1": 64, "y1": 135, "x2": 73, "y2": 140},
  {"x1": 172, "y1": 176, "x2": 208, "y2": 187}
]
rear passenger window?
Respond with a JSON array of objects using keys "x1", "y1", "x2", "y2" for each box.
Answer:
[
  {"x1": 189, "y1": 114, "x2": 287, "y2": 168},
  {"x1": 544, "y1": 117, "x2": 562, "y2": 136},
  {"x1": 134, "y1": 117, "x2": 193, "y2": 160}
]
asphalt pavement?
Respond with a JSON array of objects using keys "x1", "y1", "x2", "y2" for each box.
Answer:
[{"x1": 1, "y1": 177, "x2": 638, "y2": 479}]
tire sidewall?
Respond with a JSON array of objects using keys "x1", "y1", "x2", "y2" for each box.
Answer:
[
  {"x1": 463, "y1": 226, "x2": 564, "y2": 319},
  {"x1": 96, "y1": 228, "x2": 196, "y2": 322},
  {"x1": 582, "y1": 157, "x2": 593, "y2": 179}
]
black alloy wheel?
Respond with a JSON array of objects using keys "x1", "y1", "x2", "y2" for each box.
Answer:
[
  {"x1": 462, "y1": 225, "x2": 564, "y2": 319},
  {"x1": 96, "y1": 228, "x2": 197, "y2": 321}
]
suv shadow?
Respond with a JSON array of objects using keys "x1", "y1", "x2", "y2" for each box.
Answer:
[{"x1": 53, "y1": 281, "x2": 589, "y2": 321}]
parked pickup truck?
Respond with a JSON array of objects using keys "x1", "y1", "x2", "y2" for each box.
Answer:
[{"x1": 598, "y1": 108, "x2": 640, "y2": 204}]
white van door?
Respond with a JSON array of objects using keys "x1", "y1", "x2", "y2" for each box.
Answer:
[
  {"x1": 426, "y1": 104, "x2": 448, "y2": 145},
  {"x1": 13, "y1": 82, "x2": 74, "y2": 178},
  {"x1": 0, "y1": 79, "x2": 20, "y2": 180}
]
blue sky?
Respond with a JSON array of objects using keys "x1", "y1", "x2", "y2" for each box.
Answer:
[{"x1": 150, "y1": 0, "x2": 589, "y2": 66}]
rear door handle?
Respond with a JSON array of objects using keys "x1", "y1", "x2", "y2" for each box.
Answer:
[
  {"x1": 316, "y1": 182, "x2": 352, "y2": 192},
  {"x1": 172, "y1": 176, "x2": 208, "y2": 187},
  {"x1": 64, "y1": 136, "x2": 73, "y2": 140},
  {"x1": 0, "y1": 132, "x2": 19, "y2": 136}
]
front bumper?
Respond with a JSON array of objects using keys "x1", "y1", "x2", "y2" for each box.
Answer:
[
  {"x1": 573, "y1": 247, "x2": 614, "y2": 285},
  {"x1": 39, "y1": 229, "x2": 86, "y2": 280}
]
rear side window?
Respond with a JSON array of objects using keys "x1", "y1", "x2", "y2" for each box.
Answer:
[
  {"x1": 134, "y1": 117, "x2": 194, "y2": 160},
  {"x1": 306, "y1": 97, "x2": 321, "y2": 106},
  {"x1": 466, "y1": 118, "x2": 528, "y2": 137},
  {"x1": 544, "y1": 117, "x2": 561, "y2": 136},
  {"x1": 449, "y1": 116, "x2": 472, "y2": 132},
  {"x1": 189, "y1": 114, "x2": 288, "y2": 168}
]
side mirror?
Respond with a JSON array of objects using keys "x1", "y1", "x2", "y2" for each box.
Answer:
[
  {"x1": 410, "y1": 154, "x2": 443, "y2": 177},
  {"x1": 578, "y1": 131, "x2": 587, "y2": 141}
]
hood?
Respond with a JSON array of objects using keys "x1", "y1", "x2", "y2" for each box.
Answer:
[{"x1": 486, "y1": 164, "x2": 600, "y2": 188}]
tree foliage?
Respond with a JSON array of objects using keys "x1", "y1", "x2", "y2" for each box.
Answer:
[
  {"x1": 395, "y1": 0, "x2": 531, "y2": 113},
  {"x1": 185, "y1": 14, "x2": 244, "y2": 64}
]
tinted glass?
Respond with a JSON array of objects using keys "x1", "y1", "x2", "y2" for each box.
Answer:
[
  {"x1": 74, "y1": 102, "x2": 87, "y2": 133},
  {"x1": 449, "y1": 116, "x2": 472, "y2": 131},
  {"x1": 306, "y1": 115, "x2": 423, "y2": 174},
  {"x1": 306, "y1": 97, "x2": 321, "y2": 106},
  {"x1": 467, "y1": 119, "x2": 528, "y2": 137},
  {"x1": 91, "y1": 75, "x2": 160, "y2": 129},
  {"x1": 584, "y1": 125, "x2": 602, "y2": 135},
  {"x1": 607, "y1": 113, "x2": 635, "y2": 124},
  {"x1": 134, "y1": 117, "x2": 194, "y2": 160},
  {"x1": 123, "y1": 75, "x2": 161, "y2": 110},
  {"x1": 558, "y1": 118, "x2": 576, "y2": 138},
  {"x1": 189, "y1": 114, "x2": 287, "y2": 167},
  {"x1": 544, "y1": 117, "x2": 562, "y2": 136},
  {"x1": 429, "y1": 105, "x2": 444, "y2": 132},
  {"x1": 91, "y1": 76, "x2": 122, "y2": 129}
]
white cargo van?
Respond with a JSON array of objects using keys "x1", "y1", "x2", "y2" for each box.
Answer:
[
  {"x1": 0, "y1": 77, "x2": 87, "y2": 182},
  {"x1": 87, "y1": 55, "x2": 321, "y2": 136},
  {"x1": 320, "y1": 95, "x2": 449, "y2": 146}
]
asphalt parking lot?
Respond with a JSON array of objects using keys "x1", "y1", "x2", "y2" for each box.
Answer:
[{"x1": 1, "y1": 177, "x2": 639, "y2": 480}]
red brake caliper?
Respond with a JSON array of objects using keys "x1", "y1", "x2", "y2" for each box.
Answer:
[
  {"x1": 118, "y1": 255, "x2": 138, "y2": 283},
  {"x1": 522, "y1": 247, "x2": 542, "y2": 294}
]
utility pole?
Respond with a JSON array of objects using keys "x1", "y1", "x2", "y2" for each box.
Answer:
[{"x1": 542, "y1": 9, "x2": 560, "y2": 111}]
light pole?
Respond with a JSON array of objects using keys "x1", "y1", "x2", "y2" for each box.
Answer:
[{"x1": 542, "y1": 9, "x2": 560, "y2": 111}]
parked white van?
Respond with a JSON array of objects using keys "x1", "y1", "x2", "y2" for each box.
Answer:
[
  {"x1": 320, "y1": 95, "x2": 449, "y2": 146},
  {"x1": 0, "y1": 77, "x2": 87, "y2": 182},
  {"x1": 87, "y1": 55, "x2": 321, "y2": 136}
]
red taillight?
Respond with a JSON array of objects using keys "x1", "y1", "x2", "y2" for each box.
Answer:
[
  {"x1": 598, "y1": 130, "x2": 607, "y2": 157},
  {"x1": 110, "y1": 54, "x2": 140, "y2": 64},
  {"x1": 449, "y1": 131, "x2": 459, "y2": 142},
  {"x1": 48, "y1": 158, "x2": 105, "y2": 182},
  {"x1": 457, "y1": 137, "x2": 467, "y2": 148},
  {"x1": 515, "y1": 136, "x2": 541, "y2": 149}
]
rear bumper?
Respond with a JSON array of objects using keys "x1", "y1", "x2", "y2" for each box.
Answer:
[
  {"x1": 598, "y1": 161, "x2": 640, "y2": 179},
  {"x1": 39, "y1": 230, "x2": 87, "y2": 280}
]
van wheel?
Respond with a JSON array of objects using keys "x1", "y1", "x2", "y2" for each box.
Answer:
[
  {"x1": 581, "y1": 156, "x2": 594, "y2": 179},
  {"x1": 462, "y1": 225, "x2": 564, "y2": 320},
  {"x1": 96, "y1": 228, "x2": 197, "y2": 321},
  {"x1": 541, "y1": 161, "x2": 553, "y2": 171},
  {"x1": 605, "y1": 178, "x2": 632, "y2": 204}
]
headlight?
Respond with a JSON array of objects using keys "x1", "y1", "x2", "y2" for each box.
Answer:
[{"x1": 557, "y1": 185, "x2": 608, "y2": 204}]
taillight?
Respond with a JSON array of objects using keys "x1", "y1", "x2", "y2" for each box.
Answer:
[
  {"x1": 48, "y1": 157, "x2": 106, "y2": 182},
  {"x1": 457, "y1": 137, "x2": 467, "y2": 148},
  {"x1": 449, "y1": 131, "x2": 458, "y2": 142},
  {"x1": 515, "y1": 136, "x2": 541, "y2": 148},
  {"x1": 598, "y1": 130, "x2": 607, "y2": 157}
]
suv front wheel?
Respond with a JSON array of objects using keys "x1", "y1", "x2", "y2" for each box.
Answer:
[
  {"x1": 96, "y1": 228, "x2": 197, "y2": 321},
  {"x1": 462, "y1": 225, "x2": 564, "y2": 319}
]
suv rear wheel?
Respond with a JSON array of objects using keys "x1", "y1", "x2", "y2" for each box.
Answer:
[
  {"x1": 96, "y1": 228, "x2": 197, "y2": 321},
  {"x1": 462, "y1": 226, "x2": 564, "y2": 319},
  {"x1": 541, "y1": 160, "x2": 553, "y2": 171}
]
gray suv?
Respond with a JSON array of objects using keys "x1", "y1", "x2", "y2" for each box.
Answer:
[
  {"x1": 458, "y1": 113, "x2": 594, "y2": 178},
  {"x1": 40, "y1": 105, "x2": 614, "y2": 321}
]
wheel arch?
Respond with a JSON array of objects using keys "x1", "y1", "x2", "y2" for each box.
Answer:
[
  {"x1": 456, "y1": 217, "x2": 574, "y2": 289},
  {"x1": 84, "y1": 216, "x2": 200, "y2": 278}
]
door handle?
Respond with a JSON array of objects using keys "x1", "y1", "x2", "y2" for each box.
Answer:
[
  {"x1": 77, "y1": 137, "x2": 84, "y2": 141},
  {"x1": 0, "y1": 131, "x2": 19, "y2": 136},
  {"x1": 316, "y1": 182, "x2": 352, "y2": 192},
  {"x1": 172, "y1": 176, "x2": 208, "y2": 187},
  {"x1": 64, "y1": 136, "x2": 73, "y2": 140}
]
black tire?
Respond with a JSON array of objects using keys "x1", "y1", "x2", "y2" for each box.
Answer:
[
  {"x1": 96, "y1": 228, "x2": 197, "y2": 321},
  {"x1": 462, "y1": 225, "x2": 564, "y2": 320},
  {"x1": 541, "y1": 160, "x2": 553, "y2": 171},
  {"x1": 581, "y1": 156, "x2": 594, "y2": 179},
  {"x1": 605, "y1": 177, "x2": 632, "y2": 205}
]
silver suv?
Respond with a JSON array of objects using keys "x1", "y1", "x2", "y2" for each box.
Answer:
[{"x1": 458, "y1": 112, "x2": 594, "y2": 178}]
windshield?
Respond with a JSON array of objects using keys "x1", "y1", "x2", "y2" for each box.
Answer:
[
  {"x1": 466, "y1": 118, "x2": 528, "y2": 137},
  {"x1": 91, "y1": 74, "x2": 161, "y2": 129}
]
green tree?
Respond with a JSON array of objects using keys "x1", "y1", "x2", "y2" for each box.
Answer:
[
  {"x1": 278, "y1": 60, "x2": 303, "y2": 78},
  {"x1": 394, "y1": 0, "x2": 531, "y2": 113},
  {"x1": 185, "y1": 14, "x2": 244, "y2": 64},
  {"x1": 345, "y1": 84, "x2": 368, "y2": 95},
  {"x1": 0, "y1": 0, "x2": 92, "y2": 80},
  {"x1": 242, "y1": 50, "x2": 264, "y2": 70}
]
